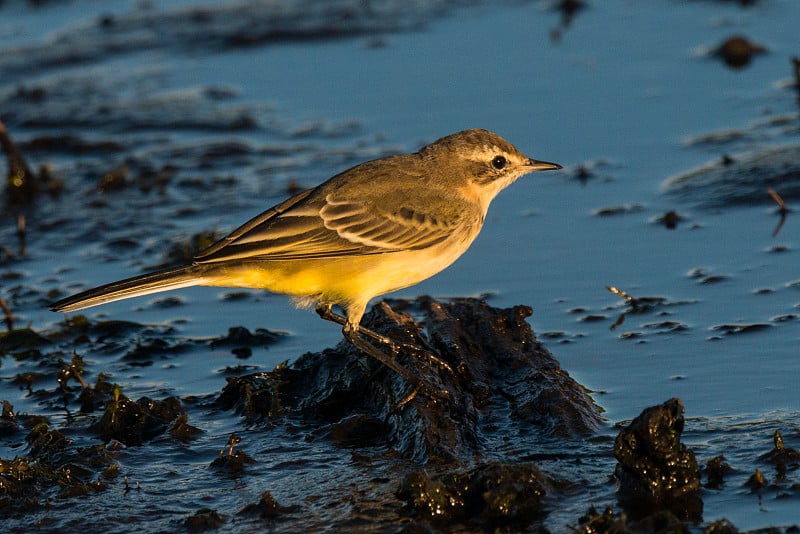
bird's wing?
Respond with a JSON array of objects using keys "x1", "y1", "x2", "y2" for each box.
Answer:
[
  {"x1": 318, "y1": 196, "x2": 455, "y2": 251},
  {"x1": 194, "y1": 183, "x2": 465, "y2": 264}
]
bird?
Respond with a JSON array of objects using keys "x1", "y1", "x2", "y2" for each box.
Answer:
[{"x1": 51, "y1": 128, "x2": 561, "y2": 391}]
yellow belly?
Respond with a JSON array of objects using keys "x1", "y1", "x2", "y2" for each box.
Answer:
[{"x1": 199, "y1": 240, "x2": 470, "y2": 321}]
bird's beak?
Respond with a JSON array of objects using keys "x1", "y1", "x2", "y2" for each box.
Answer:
[{"x1": 526, "y1": 158, "x2": 562, "y2": 172}]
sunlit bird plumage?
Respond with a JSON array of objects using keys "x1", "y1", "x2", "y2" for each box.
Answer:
[{"x1": 51, "y1": 128, "x2": 561, "y2": 390}]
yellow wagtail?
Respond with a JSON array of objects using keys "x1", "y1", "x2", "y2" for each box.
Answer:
[{"x1": 51, "y1": 129, "x2": 561, "y2": 390}]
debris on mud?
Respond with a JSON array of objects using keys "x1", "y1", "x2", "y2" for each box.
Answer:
[
  {"x1": 397, "y1": 462, "x2": 551, "y2": 530},
  {"x1": 711, "y1": 35, "x2": 767, "y2": 69},
  {"x1": 760, "y1": 429, "x2": 800, "y2": 481},
  {"x1": 613, "y1": 398, "x2": 702, "y2": 521}
]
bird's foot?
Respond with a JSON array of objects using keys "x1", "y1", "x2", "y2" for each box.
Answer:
[{"x1": 315, "y1": 303, "x2": 453, "y2": 374}]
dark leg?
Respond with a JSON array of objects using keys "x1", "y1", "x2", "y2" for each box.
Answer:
[
  {"x1": 316, "y1": 303, "x2": 399, "y2": 352},
  {"x1": 341, "y1": 322, "x2": 422, "y2": 390},
  {"x1": 315, "y1": 303, "x2": 453, "y2": 374}
]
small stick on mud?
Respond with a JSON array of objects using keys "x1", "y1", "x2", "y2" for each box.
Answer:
[
  {"x1": 769, "y1": 188, "x2": 787, "y2": 212},
  {"x1": 607, "y1": 286, "x2": 636, "y2": 331},
  {"x1": 70, "y1": 361, "x2": 89, "y2": 390},
  {"x1": 0, "y1": 296, "x2": 14, "y2": 331},
  {"x1": 606, "y1": 286, "x2": 670, "y2": 331},
  {"x1": 220, "y1": 432, "x2": 241, "y2": 457},
  {"x1": 768, "y1": 187, "x2": 789, "y2": 237},
  {"x1": 57, "y1": 354, "x2": 89, "y2": 391},
  {"x1": 607, "y1": 285, "x2": 636, "y2": 306},
  {"x1": 792, "y1": 56, "x2": 800, "y2": 106}
]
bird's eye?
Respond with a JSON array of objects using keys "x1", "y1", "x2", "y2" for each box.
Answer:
[{"x1": 491, "y1": 155, "x2": 507, "y2": 170}]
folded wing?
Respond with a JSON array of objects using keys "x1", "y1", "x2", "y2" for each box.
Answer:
[{"x1": 194, "y1": 186, "x2": 460, "y2": 264}]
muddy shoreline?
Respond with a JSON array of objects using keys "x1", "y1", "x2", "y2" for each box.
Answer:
[
  {"x1": 3, "y1": 0, "x2": 800, "y2": 531},
  {"x1": 3, "y1": 296, "x2": 796, "y2": 532}
]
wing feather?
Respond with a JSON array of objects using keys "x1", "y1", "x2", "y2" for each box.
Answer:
[
  {"x1": 320, "y1": 200, "x2": 455, "y2": 250},
  {"x1": 194, "y1": 177, "x2": 465, "y2": 264}
]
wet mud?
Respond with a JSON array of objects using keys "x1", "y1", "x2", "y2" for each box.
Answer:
[
  {"x1": 229, "y1": 298, "x2": 603, "y2": 463},
  {"x1": 2, "y1": 0, "x2": 800, "y2": 531},
  {"x1": 2, "y1": 296, "x2": 799, "y2": 531}
]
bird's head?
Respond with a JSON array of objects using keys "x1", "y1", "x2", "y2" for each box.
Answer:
[{"x1": 420, "y1": 128, "x2": 562, "y2": 204}]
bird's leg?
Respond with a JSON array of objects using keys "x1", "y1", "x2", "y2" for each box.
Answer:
[
  {"x1": 315, "y1": 303, "x2": 399, "y2": 356},
  {"x1": 315, "y1": 303, "x2": 453, "y2": 374},
  {"x1": 340, "y1": 321, "x2": 423, "y2": 389},
  {"x1": 315, "y1": 304, "x2": 451, "y2": 405},
  {"x1": 341, "y1": 322, "x2": 455, "y2": 408}
]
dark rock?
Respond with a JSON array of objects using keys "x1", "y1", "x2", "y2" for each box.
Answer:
[
  {"x1": 0, "y1": 400, "x2": 17, "y2": 436},
  {"x1": 0, "y1": 327, "x2": 51, "y2": 355},
  {"x1": 397, "y1": 462, "x2": 549, "y2": 530},
  {"x1": 744, "y1": 468, "x2": 766, "y2": 490},
  {"x1": 0, "y1": 416, "x2": 118, "y2": 514},
  {"x1": 211, "y1": 434, "x2": 255, "y2": 475},
  {"x1": 121, "y1": 337, "x2": 191, "y2": 362},
  {"x1": 92, "y1": 393, "x2": 186, "y2": 445},
  {"x1": 309, "y1": 413, "x2": 389, "y2": 447},
  {"x1": 168, "y1": 413, "x2": 204, "y2": 442},
  {"x1": 185, "y1": 508, "x2": 226, "y2": 531},
  {"x1": 96, "y1": 166, "x2": 129, "y2": 192},
  {"x1": 210, "y1": 450, "x2": 256, "y2": 475},
  {"x1": 26, "y1": 419, "x2": 70, "y2": 459},
  {"x1": 592, "y1": 203, "x2": 645, "y2": 217},
  {"x1": 793, "y1": 56, "x2": 800, "y2": 106},
  {"x1": 575, "y1": 506, "x2": 695, "y2": 534},
  {"x1": 20, "y1": 134, "x2": 123, "y2": 154},
  {"x1": 238, "y1": 490, "x2": 293, "y2": 519},
  {"x1": 713, "y1": 35, "x2": 767, "y2": 69},
  {"x1": 614, "y1": 398, "x2": 702, "y2": 521},
  {"x1": 654, "y1": 210, "x2": 683, "y2": 229},
  {"x1": 760, "y1": 429, "x2": 800, "y2": 480},
  {"x1": 216, "y1": 372, "x2": 283, "y2": 423},
  {"x1": 574, "y1": 505, "x2": 626, "y2": 533},
  {"x1": 705, "y1": 455, "x2": 732, "y2": 489},
  {"x1": 709, "y1": 323, "x2": 771, "y2": 336},
  {"x1": 209, "y1": 326, "x2": 283, "y2": 350},
  {"x1": 260, "y1": 297, "x2": 603, "y2": 464},
  {"x1": 77, "y1": 372, "x2": 116, "y2": 413},
  {"x1": 423, "y1": 297, "x2": 602, "y2": 436}
]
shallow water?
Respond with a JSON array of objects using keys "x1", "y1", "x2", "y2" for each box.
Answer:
[{"x1": 2, "y1": 0, "x2": 800, "y2": 530}]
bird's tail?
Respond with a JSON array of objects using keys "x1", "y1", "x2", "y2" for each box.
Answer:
[{"x1": 50, "y1": 264, "x2": 211, "y2": 313}]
